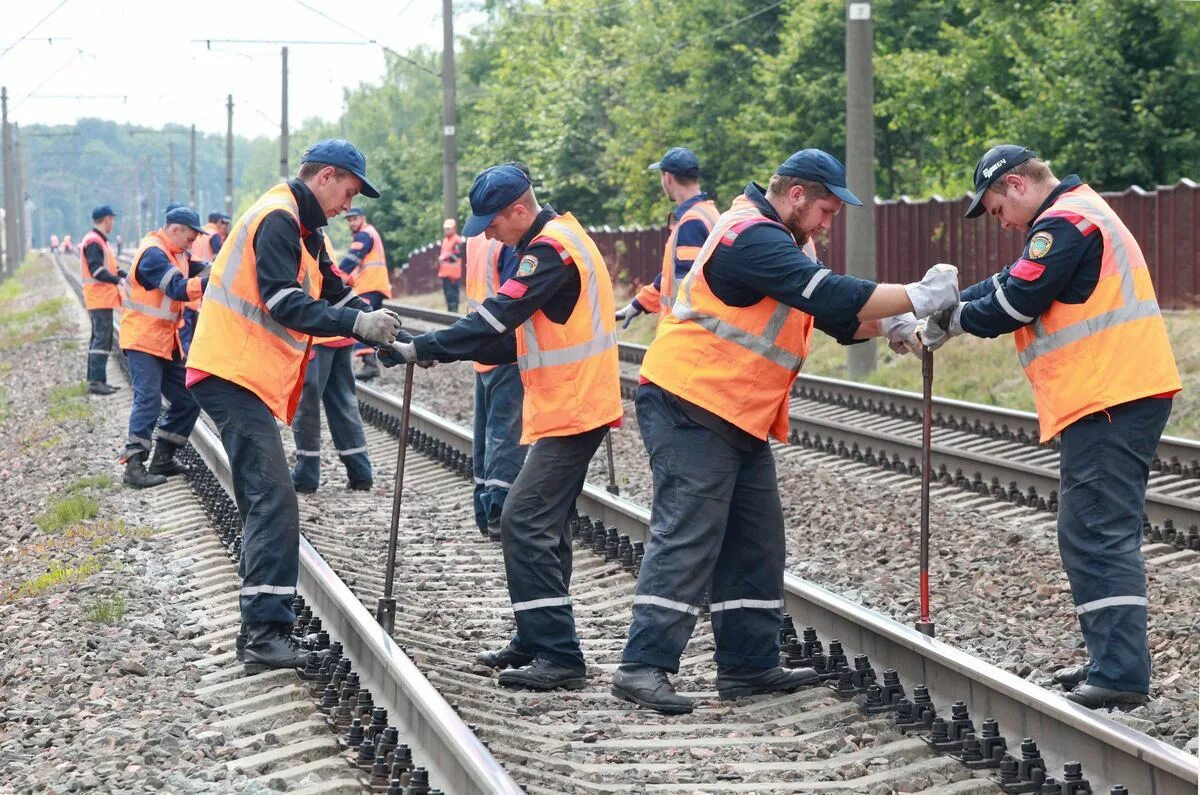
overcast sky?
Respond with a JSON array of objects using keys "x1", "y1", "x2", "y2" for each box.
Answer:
[{"x1": 0, "y1": 0, "x2": 468, "y2": 138}]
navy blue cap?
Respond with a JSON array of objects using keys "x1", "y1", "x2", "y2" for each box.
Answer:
[
  {"x1": 345, "y1": 207, "x2": 365, "y2": 218},
  {"x1": 776, "y1": 149, "x2": 862, "y2": 206},
  {"x1": 92, "y1": 205, "x2": 117, "y2": 221},
  {"x1": 965, "y1": 145, "x2": 1037, "y2": 219},
  {"x1": 164, "y1": 202, "x2": 184, "y2": 216},
  {"x1": 165, "y1": 207, "x2": 205, "y2": 234},
  {"x1": 463, "y1": 165, "x2": 533, "y2": 237},
  {"x1": 648, "y1": 147, "x2": 700, "y2": 177},
  {"x1": 300, "y1": 139, "x2": 380, "y2": 199},
  {"x1": 218, "y1": 213, "x2": 231, "y2": 223}
]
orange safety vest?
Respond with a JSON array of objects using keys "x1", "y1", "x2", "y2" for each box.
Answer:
[
  {"x1": 438, "y1": 233, "x2": 463, "y2": 280},
  {"x1": 1014, "y1": 184, "x2": 1181, "y2": 441},
  {"x1": 464, "y1": 234, "x2": 504, "y2": 374},
  {"x1": 190, "y1": 223, "x2": 220, "y2": 261},
  {"x1": 120, "y1": 231, "x2": 197, "y2": 359},
  {"x1": 635, "y1": 198, "x2": 721, "y2": 316},
  {"x1": 187, "y1": 183, "x2": 324, "y2": 422},
  {"x1": 79, "y1": 229, "x2": 121, "y2": 310},
  {"x1": 516, "y1": 213, "x2": 622, "y2": 443},
  {"x1": 641, "y1": 194, "x2": 819, "y2": 443},
  {"x1": 313, "y1": 235, "x2": 353, "y2": 348},
  {"x1": 345, "y1": 223, "x2": 391, "y2": 298}
]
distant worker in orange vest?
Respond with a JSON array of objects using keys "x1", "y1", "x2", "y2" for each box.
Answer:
[
  {"x1": 338, "y1": 206, "x2": 392, "y2": 380},
  {"x1": 381, "y1": 164, "x2": 622, "y2": 691},
  {"x1": 80, "y1": 204, "x2": 126, "y2": 395},
  {"x1": 181, "y1": 212, "x2": 230, "y2": 355},
  {"x1": 612, "y1": 150, "x2": 959, "y2": 715},
  {"x1": 921, "y1": 146, "x2": 1181, "y2": 709},
  {"x1": 186, "y1": 140, "x2": 398, "y2": 675},
  {"x1": 50, "y1": 233, "x2": 60, "y2": 252},
  {"x1": 615, "y1": 147, "x2": 719, "y2": 330},
  {"x1": 462, "y1": 161, "x2": 532, "y2": 540},
  {"x1": 119, "y1": 207, "x2": 208, "y2": 489},
  {"x1": 62, "y1": 234, "x2": 74, "y2": 253},
  {"x1": 437, "y1": 218, "x2": 464, "y2": 312}
]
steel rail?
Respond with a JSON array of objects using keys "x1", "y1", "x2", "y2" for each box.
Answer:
[{"x1": 356, "y1": 378, "x2": 1200, "y2": 795}]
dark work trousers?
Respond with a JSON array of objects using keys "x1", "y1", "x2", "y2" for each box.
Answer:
[
  {"x1": 441, "y1": 277, "x2": 460, "y2": 313},
  {"x1": 123, "y1": 349, "x2": 201, "y2": 459},
  {"x1": 291, "y1": 344, "x2": 373, "y2": 490},
  {"x1": 1057, "y1": 396, "x2": 1171, "y2": 693},
  {"x1": 622, "y1": 385, "x2": 785, "y2": 672},
  {"x1": 190, "y1": 375, "x2": 299, "y2": 626},
  {"x1": 86, "y1": 309, "x2": 114, "y2": 383},
  {"x1": 179, "y1": 307, "x2": 200, "y2": 357},
  {"x1": 501, "y1": 424, "x2": 607, "y2": 671},
  {"x1": 472, "y1": 363, "x2": 528, "y2": 533},
  {"x1": 352, "y1": 291, "x2": 385, "y2": 359}
]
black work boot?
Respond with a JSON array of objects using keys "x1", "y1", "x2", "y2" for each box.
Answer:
[
  {"x1": 357, "y1": 353, "x2": 380, "y2": 381},
  {"x1": 243, "y1": 623, "x2": 310, "y2": 675},
  {"x1": 88, "y1": 381, "x2": 120, "y2": 395},
  {"x1": 1051, "y1": 663, "x2": 1092, "y2": 689},
  {"x1": 716, "y1": 664, "x2": 820, "y2": 700},
  {"x1": 611, "y1": 664, "x2": 693, "y2": 715},
  {"x1": 148, "y1": 440, "x2": 189, "y2": 476},
  {"x1": 234, "y1": 624, "x2": 247, "y2": 662},
  {"x1": 476, "y1": 644, "x2": 534, "y2": 670},
  {"x1": 1064, "y1": 684, "x2": 1148, "y2": 709},
  {"x1": 123, "y1": 452, "x2": 167, "y2": 489},
  {"x1": 346, "y1": 478, "x2": 373, "y2": 491},
  {"x1": 497, "y1": 658, "x2": 586, "y2": 691}
]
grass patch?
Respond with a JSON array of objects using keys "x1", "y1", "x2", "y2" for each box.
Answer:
[
  {"x1": 6, "y1": 556, "x2": 103, "y2": 601},
  {"x1": 68, "y1": 475, "x2": 116, "y2": 493},
  {"x1": 86, "y1": 593, "x2": 127, "y2": 624},
  {"x1": 0, "y1": 385, "x2": 8, "y2": 423},
  {"x1": 49, "y1": 382, "x2": 91, "y2": 422},
  {"x1": 35, "y1": 493, "x2": 100, "y2": 533},
  {"x1": 61, "y1": 340, "x2": 79, "y2": 351}
]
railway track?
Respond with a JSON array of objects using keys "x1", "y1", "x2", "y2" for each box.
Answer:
[
  {"x1": 386, "y1": 301, "x2": 1200, "y2": 554},
  {"x1": 45, "y1": 259, "x2": 1197, "y2": 792}
]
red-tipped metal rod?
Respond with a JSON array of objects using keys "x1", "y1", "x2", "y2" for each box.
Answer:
[
  {"x1": 916, "y1": 347, "x2": 936, "y2": 637},
  {"x1": 376, "y1": 360, "x2": 415, "y2": 634}
]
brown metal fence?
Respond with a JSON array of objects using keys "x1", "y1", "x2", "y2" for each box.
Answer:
[{"x1": 397, "y1": 179, "x2": 1199, "y2": 307}]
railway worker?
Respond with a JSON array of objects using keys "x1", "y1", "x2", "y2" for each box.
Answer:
[
  {"x1": 181, "y1": 213, "x2": 230, "y2": 355},
  {"x1": 186, "y1": 140, "x2": 400, "y2": 674},
  {"x1": 463, "y1": 162, "x2": 531, "y2": 540},
  {"x1": 80, "y1": 204, "x2": 126, "y2": 396},
  {"x1": 291, "y1": 236, "x2": 375, "y2": 495},
  {"x1": 62, "y1": 234, "x2": 74, "y2": 253},
  {"x1": 337, "y1": 206, "x2": 392, "y2": 381},
  {"x1": 118, "y1": 207, "x2": 208, "y2": 489},
  {"x1": 615, "y1": 147, "x2": 719, "y2": 330},
  {"x1": 437, "y1": 218, "x2": 464, "y2": 312},
  {"x1": 50, "y1": 233, "x2": 60, "y2": 252},
  {"x1": 381, "y1": 164, "x2": 622, "y2": 691},
  {"x1": 611, "y1": 149, "x2": 959, "y2": 715},
  {"x1": 921, "y1": 145, "x2": 1181, "y2": 709}
]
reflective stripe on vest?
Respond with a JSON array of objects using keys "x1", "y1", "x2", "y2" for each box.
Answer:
[
  {"x1": 518, "y1": 219, "x2": 617, "y2": 372},
  {"x1": 79, "y1": 229, "x2": 121, "y2": 310},
  {"x1": 660, "y1": 199, "x2": 719, "y2": 312},
  {"x1": 351, "y1": 223, "x2": 391, "y2": 297}
]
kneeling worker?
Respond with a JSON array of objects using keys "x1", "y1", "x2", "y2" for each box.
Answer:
[
  {"x1": 383, "y1": 164, "x2": 622, "y2": 691},
  {"x1": 613, "y1": 149, "x2": 959, "y2": 714},
  {"x1": 922, "y1": 146, "x2": 1181, "y2": 709},
  {"x1": 186, "y1": 140, "x2": 400, "y2": 674}
]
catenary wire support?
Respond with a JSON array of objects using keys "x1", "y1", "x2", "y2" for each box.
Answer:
[{"x1": 376, "y1": 359, "x2": 415, "y2": 634}]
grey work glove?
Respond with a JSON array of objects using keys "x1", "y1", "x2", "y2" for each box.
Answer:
[
  {"x1": 378, "y1": 330, "x2": 436, "y2": 369},
  {"x1": 919, "y1": 302, "x2": 965, "y2": 352},
  {"x1": 352, "y1": 308, "x2": 402, "y2": 346},
  {"x1": 614, "y1": 301, "x2": 644, "y2": 329},
  {"x1": 904, "y1": 263, "x2": 960, "y2": 319},
  {"x1": 878, "y1": 312, "x2": 923, "y2": 355}
]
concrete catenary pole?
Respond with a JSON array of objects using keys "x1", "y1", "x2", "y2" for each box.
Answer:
[
  {"x1": 225, "y1": 94, "x2": 234, "y2": 215},
  {"x1": 845, "y1": 0, "x2": 877, "y2": 377},
  {"x1": 280, "y1": 47, "x2": 289, "y2": 179},
  {"x1": 441, "y1": 0, "x2": 457, "y2": 223}
]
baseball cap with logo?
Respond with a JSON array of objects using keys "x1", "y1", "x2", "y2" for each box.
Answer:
[{"x1": 965, "y1": 145, "x2": 1037, "y2": 219}]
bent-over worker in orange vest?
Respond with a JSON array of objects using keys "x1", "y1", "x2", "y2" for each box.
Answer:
[
  {"x1": 437, "y1": 218, "x2": 464, "y2": 312},
  {"x1": 612, "y1": 150, "x2": 960, "y2": 715},
  {"x1": 186, "y1": 140, "x2": 400, "y2": 675},
  {"x1": 382, "y1": 164, "x2": 622, "y2": 692},
  {"x1": 920, "y1": 146, "x2": 1181, "y2": 710},
  {"x1": 80, "y1": 204, "x2": 126, "y2": 395},
  {"x1": 615, "y1": 146, "x2": 719, "y2": 331},
  {"x1": 119, "y1": 207, "x2": 208, "y2": 489},
  {"x1": 338, "y1": 206, "x2": 392, "y2": 380}
]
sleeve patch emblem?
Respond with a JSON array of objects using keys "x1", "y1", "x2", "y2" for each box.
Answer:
[
  {"x1": 517, "y1": 255, "x2": 538, "y2": 276},
  {"x1": 1027, "y1": 231, "x2": 1053, "y2": 259}
]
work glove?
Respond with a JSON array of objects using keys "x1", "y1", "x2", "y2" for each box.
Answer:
[
  {"x1": 919, "y1": 302, "x2": 965, "y2": 352},
  {"x1": 352, "y1": 308, "x2": 402, "y2": 346},
  {"x1": 614, "y1": 301, "x2": 644, "y2": 329},
  {"x1": 904, "y1": 263, "x2": 960, "y2": 319},
  {"x1": 377, "y1": 329, "x2": 437, "y2": 369},
  {"x1": 878, "y1": 312, "x2": 922, "y2": 355}
]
